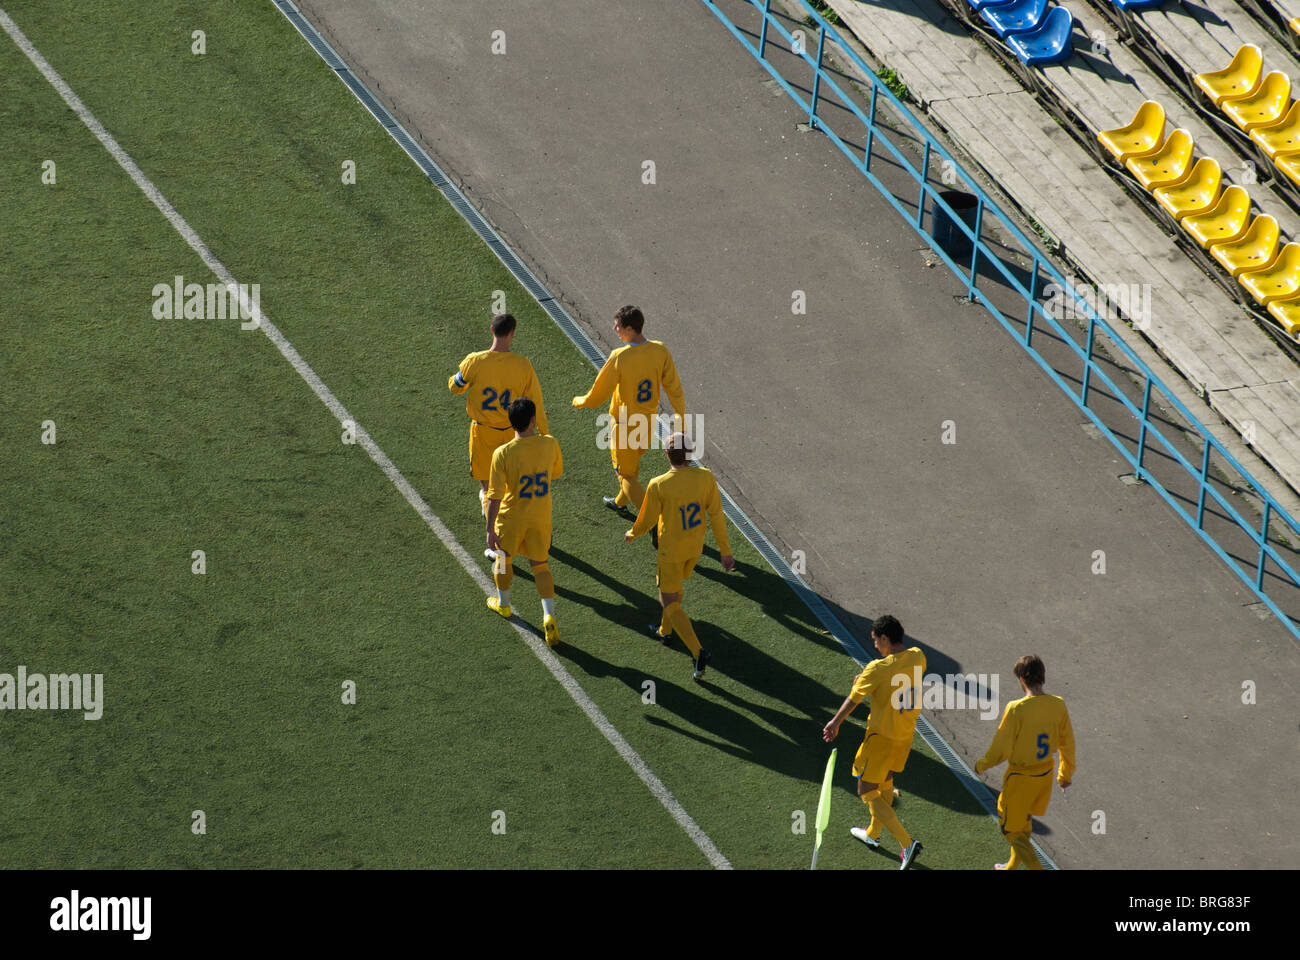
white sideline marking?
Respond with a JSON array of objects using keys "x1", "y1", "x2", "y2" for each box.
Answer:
[{"x1": 1, "y1": 7, "x2": 731, "y2": 871}]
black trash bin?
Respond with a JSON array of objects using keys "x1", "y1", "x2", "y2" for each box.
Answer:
[{"x1": 930, "y1": 190, "x2": 978, "y2": 262}]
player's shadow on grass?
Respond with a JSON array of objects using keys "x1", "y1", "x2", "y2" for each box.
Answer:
[
  {"x1": 693, "y1": 544, "x2": 862, "y2": 655},
  {"x1": 829, "y1": 748, "x2": 997, "y2": 822},
  {"x1": 560, "y1": 641, "x2": 840, "y2": 786},
  {"x1": 546, "y1": 545, "x2": 662, "y2": 621}
]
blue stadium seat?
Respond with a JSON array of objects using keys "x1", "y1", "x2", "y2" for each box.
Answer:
[
  {"x1": 966, "y1": 0, "x2": 1016, "y2": 10},
  {"x1": 1112, "y1": 0, "x2": 1166, "y2": 10},
  {"x1": 1008, "y1": 6, "x2": 1075, "y2": 66},
  {"x1": 981, "y1": 0, "x2": 1049, "y2": 38}
]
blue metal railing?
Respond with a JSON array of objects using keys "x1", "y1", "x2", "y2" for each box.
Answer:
[{"x1": 701, "y1": 0, "x2": 1300, "y2": 638}]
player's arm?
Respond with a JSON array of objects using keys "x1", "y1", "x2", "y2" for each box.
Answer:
[
  {"x1": 526, "y1": 363, "x2": 550, "y2": 436},
  {"x1": 485, "y1": 450, "x2": 508, "y2": 549},
  {"x1": 551, "y1": 440, "x2": 564, "y2": 482},
  {"x1": 572, "y1": 355, "x2": 618, "y2": 409},
  {"x1": 1057, "y1": 705, "x2": 1076, "y2": 789},
  {"x1": 448, "y1": 356, "x2": 472, "y2": 395},
  {"x1": 823, "y1": 664, "x2": 875, "y2": 741},
  {"x1": 626, "y1": 482, "x2": 662, "y2": 542},
  {"x1": 974, "y1": 704, "x2": 1016, "y2": 775},
  {"x1": 704, "y1": 477, "x2": 734, "y2": 571},
  {"x1": 485, "y1": 499, "x2": 502, "y2": 551},
  {"x1": 661, "y1": 350, "x2": 686, "y2": 424}
]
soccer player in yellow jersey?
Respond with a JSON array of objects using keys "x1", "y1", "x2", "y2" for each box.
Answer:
[
  {"x1": 485, "y1": 398, "x2": 563, "y2": 646},
  {"x1": 823, "y1": 615, "x2": 925, "y2": 870},
  {"x1": 625, "y1": 434, "x2": 733, "y2": 681},
  {"x1": 975, "y1": 654, "x2": 1074, "y2": 870},
  {"x1": 449, "y1": 313, "x2": 549, "y2": 520},
  {"x1": 572, "y1": 305, "x2": 685, "y2": 516}
]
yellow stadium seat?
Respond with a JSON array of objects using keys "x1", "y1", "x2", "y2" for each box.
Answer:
[
  {"x1": 1274, "y1": 152, "x2": 1300, "y2": 186},
  {"x1": 1153, "y1": 157, "x2": 1221, "y2": 219},
  {"x1": 1251, "y1": 100, "x2": 1300, "y2": 157},
  {"x1": 1292, "y1": 17, "x2": 1300, "y2": 38},
  {"x1": 1239, "y1": 242, "x2": 1300, "y2": 305},
  {"x1": 1125, "y1": 129, "x2": 1194, "y2": 189},
  {"x1": 1182, "y1": 185, "x2": 1252, "y2": 249},
  {"x1": 1211, "y1": 214, "x2": 1280, "y2": 278},
  {"x1": 1222, "y1": 72, "x2": 1291, "y2": 132},
  {"x1": 1194, "y1": 45, "x2": 1263, "y2": 107},
  {"x1": 1266, "y1": 295, "x2": 1300, "y2": 337},
  {"x1": 1098, "y1": 101, "x2": 1166, "y2": 162}
]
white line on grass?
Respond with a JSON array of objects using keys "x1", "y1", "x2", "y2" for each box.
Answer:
[{"x1": 1, "y1": 7, "x2": 731, "y2": 871}]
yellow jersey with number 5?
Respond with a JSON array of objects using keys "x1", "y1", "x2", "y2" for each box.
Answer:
[
  {"x1": 450, "y1": 350, "x2": 548, "y2": 434},
  {"x1": 487, "y1": 434, "x2": 563, "y2": 525},
  {"x1": 850, "y1": 647, "x2": 927, "y2": 741},
  {"x1": 978, "y1": 694, "x2": 1075, "y2": 783}
]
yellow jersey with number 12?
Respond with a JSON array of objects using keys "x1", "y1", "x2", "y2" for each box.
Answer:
[{"x1": 630, "y1": 465, "x2": 731, "y2": 561}]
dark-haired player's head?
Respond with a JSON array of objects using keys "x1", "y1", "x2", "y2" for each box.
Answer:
[
  {"x1": 491, "y1": 313, "x2": 517, "y2": 339},
  {"x1": 1013, "y1": 655, "x2": 1045, "y2": 689},
  {"x1": 507, "y1": 396, "x2": 536, "y2": 433},
  {"x1": 871, "y1": 614, "x2": 905, "y2": 649},
  {"x1": 665, "y1": 432, "x2": 692, "y2": 467},
  {"x1": 614, "y1": 305, "x2": 645, "y2": 337}
]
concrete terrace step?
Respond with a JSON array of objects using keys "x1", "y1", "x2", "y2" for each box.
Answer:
[
  {"x1": 823, "y1": 0, "x2": 1300, "y2": 495},
  {"x1": 1124, "y1": 0, "x2": 1297, "y2": 81}
]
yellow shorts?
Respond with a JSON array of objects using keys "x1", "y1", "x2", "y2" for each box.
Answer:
[
  {"x1": 611, "y1": 442, "x2": 647, "y2": 479},
  {"x1": 495, "y1": 515, "x2": 552, "y2": 564},
  {"x1": 609, "y1": 418, "x2": 652, "y2": 479},
  {"x1": 852, "y1": 732, "x2": 912, "y2": 783},
  {"x1": 655, "y1": 553, "x2": 699, "y2": 594},
  {"x1": 997, "y1": 769, "x2": 1053, "y2": 836},
  {"x1": 470, "y1": 421, "x2": 514, "y2": 484}
]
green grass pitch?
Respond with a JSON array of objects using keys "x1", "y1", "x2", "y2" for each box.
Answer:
[{"x1": 0, "y1": 0, "x2": 1009, "y2": 869}]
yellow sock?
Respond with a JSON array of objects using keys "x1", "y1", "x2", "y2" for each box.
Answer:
[
  {"x1": 862, "y1": 778, "x2": 894, "y2": 839},
  {"x1": 666, "y1": 602, "x2": 700, "y2": 657},
  {"x1": 864, "y1": 788, "x2": 911, "y2": 848},
  {"x1": 620, "y1": 475, "x2": 646, "y2": 511},
  {"x1": 659, "y1": 605, "x2": 674, "y2": 636},
  {"x1": 493, "y1": 561, "x2": 514, "y2": 594},
  {"x1": 1006, "y1": 832, "x2": 1041, "y2": 870},
  {"x1": 533, "y1": 562, "x2": 555, "y2": 600}
]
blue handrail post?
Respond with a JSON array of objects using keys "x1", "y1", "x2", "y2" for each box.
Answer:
[
  {"x1": 758, "y1": 0, "x2": 771, "y2": 60},
  {"x1": 1025, "y1": 259, "x2": 1039, "y2": 347},
  {"x1": 967, "y1": 197, "x2": 984, "y2": 299},
  {"x1": 917, "y1": 141, "x2": 931, "y2": 229},
  {"x1": 864, "y1": 83, "x2": 878, "y2": 173},
  {"x1": 1080, "y1": 312, "x2": 1097, "y2": 408},
  {"x1": 1136, "y1": 376, "x2": 1153, "y2": 483},
  {"x1": 1256, "y1": 501, "x2": 1272, "y2": 589},
  {"x1": 1195, "y1": 437, "x2": 1211, "y2": 529},
  {"x1": 809, "y1": 24, "x2": 826, "y2": 129}
]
